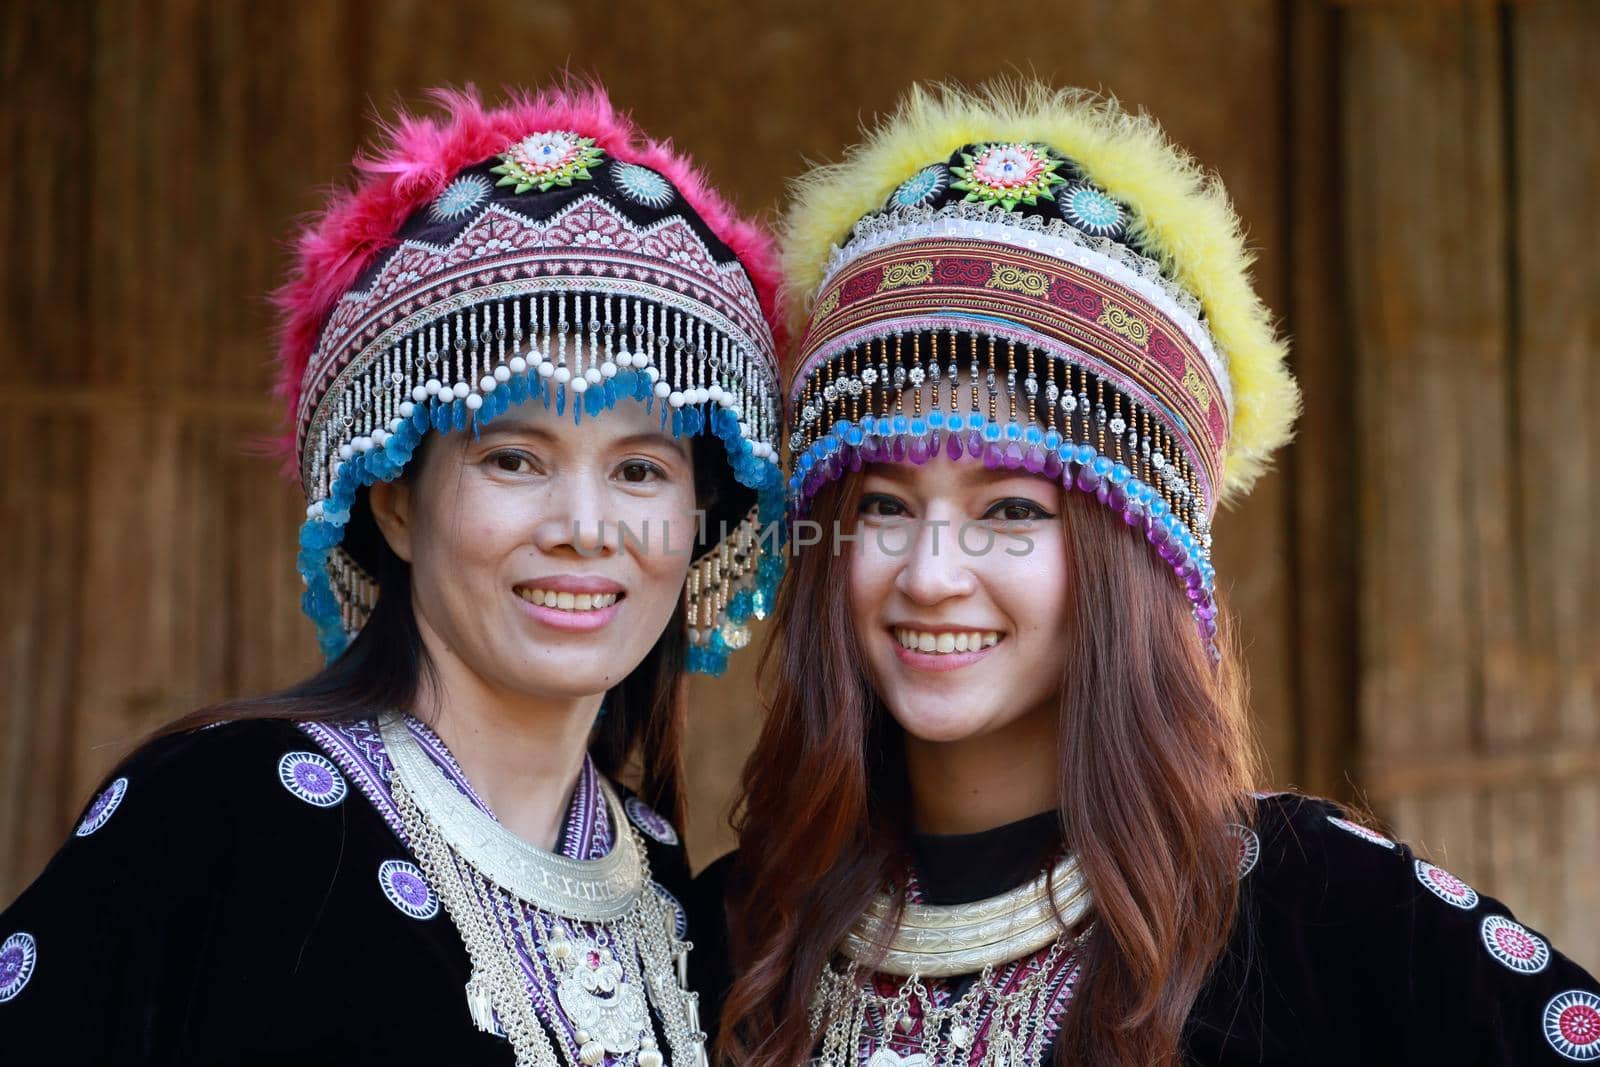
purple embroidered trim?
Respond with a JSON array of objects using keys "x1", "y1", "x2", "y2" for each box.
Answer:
[{"x1": 295, "y1": 717, "x2": 612, "y2": 859}]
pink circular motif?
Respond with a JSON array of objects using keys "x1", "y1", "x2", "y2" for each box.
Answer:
[
  {"x1": 1414, "y1": 860, "x2": 1478, "y2": 910},
  {"x1": 971, "y1": 144, "x2": 1049, "y2": 190},
  {"x1": 1326, "y1": 815, "x2": 1396, "y2": 850},
  {"x1": 1545, "y1": 990, "x2": 1600, "y2": 1060},
  {"x1": 1480, "y1": 915, "x2": 1549, "y2": 974}
]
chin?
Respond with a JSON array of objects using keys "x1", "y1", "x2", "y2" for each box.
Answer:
[{"x1": 885, "y1": 698, "x2": 996, "y2": 745}]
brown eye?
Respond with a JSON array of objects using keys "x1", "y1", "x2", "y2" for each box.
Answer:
[
  {"x1": 488, "y1": 451, "x2": 534, "y2": 474},
  {"x1": 618, "y1": 460, "x2": 663, "y2": 484},
  {"x1": 859, "y1": 493, "x2": 909, "y2": 517},
  {"x1": 984, "y1": 498, "x2": 1053, "y2": 522}
]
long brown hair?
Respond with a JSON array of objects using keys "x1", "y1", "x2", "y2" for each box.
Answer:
[{"x1": 719, "y1": 473, "x2": 1258, "y2": 1066}]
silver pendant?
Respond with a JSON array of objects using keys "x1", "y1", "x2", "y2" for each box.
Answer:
[
  {"x1": 553, "y1": 935, "x2": 648, "y2": 1056},
  {"x1": 867, "y1": 1049, "x2": 927, "y2": 1067}
]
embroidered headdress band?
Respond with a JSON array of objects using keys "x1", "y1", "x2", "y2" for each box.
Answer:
[
  {"x1": 780, "y1": 81, "x2": 1299, "y2": 652},
  {"x1": 277, "y1": 84, "x2": 785, "y2": 672}
]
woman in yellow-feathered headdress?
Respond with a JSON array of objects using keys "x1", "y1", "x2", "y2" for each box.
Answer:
[{"x1": 686, "y1": 80, "x2": 1600, "y2": 1067}]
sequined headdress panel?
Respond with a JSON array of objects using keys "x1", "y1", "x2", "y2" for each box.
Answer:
[
  {"x1": 277, "y1": 85, "x2": 784, "y2": 672},
  {"x1": 781, "y1": 81, "x2": 1298, "y2": 652}
]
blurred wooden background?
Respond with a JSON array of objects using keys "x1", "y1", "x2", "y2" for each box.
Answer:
[{"x1": 2, "y1": 0, "x2": 1595, "y2": 962}]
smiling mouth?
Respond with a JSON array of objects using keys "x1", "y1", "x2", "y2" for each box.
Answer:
[
  {"x1": 892, "y1": 627, "x2": 1002, "y2": 654},
  {"x1": 515, "y1": 587, "x2": 623, "y2": 613}
]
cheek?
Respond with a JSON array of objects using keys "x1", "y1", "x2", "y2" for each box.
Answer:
[
  {"x1": 848, "y1": 539, "x2": 896, "y2": 624},
  {"x1": 993, "y1": 533, "x2": 1071, "y2": 633}
]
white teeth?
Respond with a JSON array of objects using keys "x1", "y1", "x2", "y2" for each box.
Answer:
[
  {"x1": 893, "y1": 627, "x2": 1003, "y2": 655},
  {"x1": 517, "y1": 588, "x2": 618, "y2": 612}
]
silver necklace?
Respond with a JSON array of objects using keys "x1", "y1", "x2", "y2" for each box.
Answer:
[
  {"x1": 381, "y1": 715, "x2": 707, "y2": 1067},
  {"x1": 813, "y1": 856, "x2": 1092, "y2": 1067}
]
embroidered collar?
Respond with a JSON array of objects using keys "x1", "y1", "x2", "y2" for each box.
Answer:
[{"x1": 298, "y1": 715, "x2": 612, "y2": 860}]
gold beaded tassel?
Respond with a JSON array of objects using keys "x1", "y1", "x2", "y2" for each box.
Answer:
[
  {"x1": 1005, "y1": 341, "x2": 1018, "y2": 425},
  {"x1": 915, "y1": 331, "x2": 928, "y2": 419}
]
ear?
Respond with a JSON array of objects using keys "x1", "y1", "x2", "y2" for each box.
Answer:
[{"x1": 368, "y1": 479, "x2": 416, "y2": 564}]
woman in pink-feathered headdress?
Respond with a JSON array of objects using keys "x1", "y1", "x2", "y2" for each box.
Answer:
[{"x1": 0, "y1": 83, "x2": 783, "y2": 1067}]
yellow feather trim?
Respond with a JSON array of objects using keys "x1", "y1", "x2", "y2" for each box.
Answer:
[{"x1": 780, "y1": 79, "x2": 1299, "y2": 504}]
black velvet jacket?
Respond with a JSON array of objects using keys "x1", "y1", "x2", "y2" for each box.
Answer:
[
  {"x1": 0, "y1": 719, "x2": 697, "y2": 1065},
  {"x1": 688, "y1": 793, "x2": 1600, "y2": 1065}
]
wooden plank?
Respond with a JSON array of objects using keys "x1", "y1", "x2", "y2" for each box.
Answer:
[
  {"x1": 0, "y1": 0, "x2": 94, "y2": 903},
  {"x1": 1506, "y1": 0, "x2": 1600, "y2": 965},
  {"x1": 1284, "y1": 0, "x2": 1358, "y2": 798},
  {"x1": 1341, "y1": 1, "x2": 1510, "y2": 902}
]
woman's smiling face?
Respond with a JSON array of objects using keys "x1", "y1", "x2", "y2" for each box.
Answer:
[
  {"x1": 848, "y1": 451, "x2": 1073, "y2": 746},
  {"x1": 370, "y1": 396, "x2": 699, "y2": 702}
]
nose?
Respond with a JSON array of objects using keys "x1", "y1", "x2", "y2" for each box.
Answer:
[
  {"x1": 531, "y1": 471, "x2": 615, "y2": 558},
  {"x1": 891, "y1": 515, "x2": 977, "y2": 606}
]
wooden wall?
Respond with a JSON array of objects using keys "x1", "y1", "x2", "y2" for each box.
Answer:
[{"x1": 2, "y1": 0, "x2": 1594, "y2": 964}]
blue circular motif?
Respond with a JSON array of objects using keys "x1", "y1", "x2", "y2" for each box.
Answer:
[
  {"x1": 75, "y1": 777, "x2": 128, "y2": 837},
  {"x1": 654, "y1": 883, "x2": 689, "y2": 940},
  {"x1": 625, "y1": 796, "x2": 679, "y2": 846},
  {"x1": 1062, "y1": 182, "x2": 1125, "y2": 238},
  {"x1": 613, "y1": 162, "x2": 674, "y2": 209},
  {"x1": 277, "y1": 751, "x2": 346, "y2": 808},
  {"x1": 0, "y1": 932, "x2": 37, "y2": 1003},
  {"x1": 892, "y1": 164, "x2": 949, "y2": 208},
  {"x1": 430, "y1": 174, "x2": 492, "y2": 222},
  {"x1": 378, "y1": 859, "x2": 439, "y2": 920}
]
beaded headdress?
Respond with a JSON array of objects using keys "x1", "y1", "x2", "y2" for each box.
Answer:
[
  {"x1": 278, "y1": 85, "x2": 784, "y2": 674},
  {"x1": 782, "y1": 81, "x2": 1298, "y2": 650}
]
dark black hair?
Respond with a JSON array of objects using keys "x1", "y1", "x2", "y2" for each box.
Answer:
[{"x1": 151, "y1": 427, "x2": 747, "y2": 827}]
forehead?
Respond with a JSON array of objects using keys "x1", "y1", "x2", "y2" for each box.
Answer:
[
  {"x1": 861, "y1": 452, "x2": 1059, "y2": 496},
  {"x1": 475, "y1": 396, "x2": 687, "y2": 453}
]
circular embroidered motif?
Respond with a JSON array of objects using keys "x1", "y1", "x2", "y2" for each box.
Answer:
[
  {"x1": 430, "y1": 174, "x2": 492, "y2": 222},
  {"x1": 75, "y1": 776, "x2": 128, "y2": 837},
  {"x1": 1062, "y1": 181, "x2": 1126, "y2": 238},
  {"x1": 1230, "y1": 824, "x2": 1261, "y2": 878},
  {"x1": 654, "y1": 882, "x2": 689, "y2": 940},
  {"x1": 1415, "y1": 859, "x2": 1478, "y2": 910},
  {"x1": 612, "y1": 162, "x2": 674, "y2": 209},
  {"x1": 1327, "y1": 815, "x2": 1396, "y2": 850},
  {"x1": 491, "y1": 131, "x2": 604, "y2": 194},
  {"x1": 1481, "y1": 914, "x2": 1550, "y2": 974},
  {"x1": 378, "y1": 859, "x2": 439, "y2": 920},
  {"x1": 1545, "y1": 990, "x2": 1600, "y2": 1061},
  {"x1": 951, "y1": 142, "x2": 1065, "y2": 211},
  {"x1": 892, "y1": 164, "x2": 949, "y2": 208},
  {"x1": 277, "y1": 751, "x2": 346, "y2": 808},
  {"x1": 625, "y1": 796, "x2": 679, "y2": 846},
  {"x1": 0, "y1": 931, "x2": 37, "y2": 1003}
]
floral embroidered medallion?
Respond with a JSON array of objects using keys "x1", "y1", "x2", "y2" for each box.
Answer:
[
  {"x1": 1327, "y1": 815, "x2": 1396, "y2": 850},
  {"x1": 891, "y1": 164, "x2": 949, "y2": 208},
  {"x1": 1481, "y1": 915, "x2": 1550, "y2": 974},
  {"x1": 379, "y1": 859, "x2": 440, "y2": 920},
  {"x1": 278, "y1": 751, "x2": 347, "y2": 808},
  {"x1": 951, "y1": 142, "x2": 1065, "y2": 211},
  {"x1": 612, "y1": 162, "x2": 674, "y2": 208},
  {"x1": 75, "y1": 777, "x2": 128, "y2": 837},
  {"x1": 430, "y1": 174, "x2": 492, "y2": 222},
  {"x1": 1415, "y1": 859, "x2": 1479, "y2": 910},
  {"x1": 492, "y1": 131, "x2": 605, "y2": 194},
  {"x1": 1061, "y1": 181, "x2": 1126, "y2": 238},
  {"x1": 0, "y1": 932, "x2": 37, "y2": 1003},
  {"x1": 1546, "y1": 990, "x2": 1600, "y2": 1061},
  {"x1": 625, "y1": 795, "x2": 679, "y2": 846},
  {"x1": 1231, "y1": 824, "x2": 1261, "y2": 878}
]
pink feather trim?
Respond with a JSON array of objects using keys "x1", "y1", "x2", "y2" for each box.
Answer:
[{"x1": 272, "y1": 81, "x2": 783, "y2": 463}]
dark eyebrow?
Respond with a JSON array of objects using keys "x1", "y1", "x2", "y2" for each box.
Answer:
[
  {"x1": 474, "y1": 422, "x2": 688, "y2": 456},
  {"x1": 612, "y1": 431, "x2": 690, "y2": 455}
]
